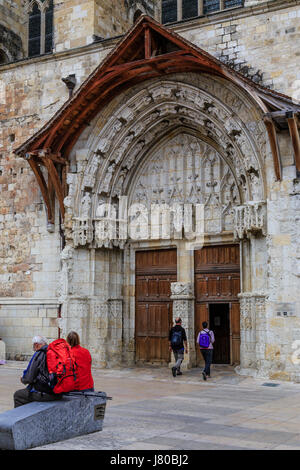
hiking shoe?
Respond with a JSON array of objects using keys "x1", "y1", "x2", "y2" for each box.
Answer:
[
  {"x1": 177, "y1": 371, "x2": 183, "y2": 376},
  {"x1": 172, "y1": 367, "x2": 177, "y2": 377},
  {"x1": 202, "y1": 372, "x2": 207, "y2": 381}
]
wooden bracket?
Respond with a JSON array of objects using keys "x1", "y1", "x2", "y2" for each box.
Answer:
[
  {"x1": 263, "y1": 117, "x2": 282, "y2": 181},
  {"x1": 27, "y1": 158, "x2": 54, "y2": 224},
  {"x1": 144, "y1": 26, "x2": 151, "y2": 60},
  {"x1": 25, "y1": 150, "x2": 66, "y2": 223},
  {"x1": 286, "y1": 113, "x2": 300, "y2": 174},
  {"x1": 43, "y1": 156, "x2": 65, "y2": 220}
]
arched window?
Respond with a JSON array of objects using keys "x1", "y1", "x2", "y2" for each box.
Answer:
[
  {"x1": 28, "y1": 2, "x2": 41, "y2": 57},
  {"x1": 203, "y1": 0, "x2": 220, "y2": 14},
  {"x1": 182, "y1": 0, "x2": 198, "y2": 19},
  {"x1": 161, "y1": 0, "x2": 244, "y2": 24},
  {"x1": 28, "y1": 0, "x2": 53, "y2": 57},
  {"x1": 162, "y1": 0, "x2": 177, "y2": 24}
]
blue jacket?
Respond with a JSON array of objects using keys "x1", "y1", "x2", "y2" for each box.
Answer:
[{"x1": 22, "y1": 345, "x2": 52, "y2": 394}]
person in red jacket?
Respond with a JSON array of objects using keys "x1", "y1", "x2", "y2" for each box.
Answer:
[{"x1": 66, "y1": 331, "x2": 94, "y2": 392}]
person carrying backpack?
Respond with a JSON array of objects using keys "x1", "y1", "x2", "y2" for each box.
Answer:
[
  {"x1": 66, "y1": 331, "x2": 94, "y2": 392},
  {"x1": 169, "y1": 317, "x2": 188, "y2": 377},
  {"x1": 197, "y1": 321, "x2": 215, "y2": 381},
  {"x1": 13, "y1": 335, "x2": 61, "y2": 408}
]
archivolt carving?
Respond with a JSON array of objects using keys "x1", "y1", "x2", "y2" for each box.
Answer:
[
  {"x1": 129, "y1": 133, "x2": 240, "y2": 235},
  {"x1": 67, "y1": 77, "x2": 266, "y2": 247}
]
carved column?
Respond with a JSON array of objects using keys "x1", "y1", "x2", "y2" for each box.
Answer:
[
  {"x1": 58, "y1": 297, "x2": 89, "y2": 347},
  {"x1": 106, "y1": 298, "x2": 123, "y2": 367},
  {"x1": 237, "y1": 292, "x2": 267, "y2": 378},
  {"x1": 89, "y1": 299, "x2": 109, "y2": 368},
  {"x1": 170, "y1": 282, "x2": 195, "y2": 369},
  {"x1": 234, "y1": 200, "x2": 268, "y2": 377},
  {"x1": 233, "y1": 201, "x2": 267, "y2": 241}
]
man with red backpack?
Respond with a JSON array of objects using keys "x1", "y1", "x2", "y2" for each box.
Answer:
[
  {"x1": 13, "y1": 334, "x2": 81, "y2": 407},
  {"x1": 197, "y1": 321, "x2": 215, "y2": 381}
]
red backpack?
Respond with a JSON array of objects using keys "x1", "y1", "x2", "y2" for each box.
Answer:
[{"x1": 46, "y1": 339, "x2": 78, "y2": 394}]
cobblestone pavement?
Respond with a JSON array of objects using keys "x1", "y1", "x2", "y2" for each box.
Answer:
[{"x1": 1, "y1": 361, "x2": 300, "y2": 450}]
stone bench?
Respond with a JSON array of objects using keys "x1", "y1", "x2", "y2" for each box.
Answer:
[{"x1": 0, "y1": 391, "x2": 110, "y2": 450}]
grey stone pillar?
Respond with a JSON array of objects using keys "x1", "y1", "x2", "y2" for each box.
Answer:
[
  {"x1": 59, "y1": 297, "x2": 90, "y2": 346},
  {"x1": 237, "y1": 292, "x2": 267, "y2": 378},
  {"x1": 106, "y1": 298, "x2": 123, "y2": 367},
  {"x1": 170, "y1": 282, "x2": 195, "y2": 369}
]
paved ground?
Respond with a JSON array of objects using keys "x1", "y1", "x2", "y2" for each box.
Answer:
[{"x1": 1, "y1": 361, "x2": 300, "y2": 450}]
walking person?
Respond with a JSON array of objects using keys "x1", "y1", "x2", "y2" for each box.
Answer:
[
  {"x1": 13, "y1": 335, "x2": 61, "y2": 407},
  {"x1": 66, "y1": 331, "x2": 94, "y2": 391},
  {"x1": 169, "y1": 317, "x2": 188, "y2": 377},
  {"x1": 197, "y1": 321, "x2": 215, "y2": 381}
]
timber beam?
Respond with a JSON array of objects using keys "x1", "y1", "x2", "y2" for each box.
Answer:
[
  {"x1": 263, "y1": 117, "x2": 282, "y2": 181},
  {"x1": 286, "y1": 112, "x2": 300, "y2": 174},
  {"x1": 263, "y1": 111, "x2": 300, "y2": 177},
  {"x1": 27, "y1": 158, "x2": 54, "y2": 224},
  {"x1": 25, "y1": 149, "x2": 66, "y2": 223}
]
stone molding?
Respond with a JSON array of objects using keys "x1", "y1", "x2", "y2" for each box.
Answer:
[{"x1": 238, "y1": 292, "x2": 267, "y2": 374}]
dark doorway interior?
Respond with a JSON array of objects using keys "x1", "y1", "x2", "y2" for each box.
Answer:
[{"x1": 209, "y1": 303, "x2": 230, "y2": 364}]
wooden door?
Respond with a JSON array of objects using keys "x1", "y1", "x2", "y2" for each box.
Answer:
[
  {"x1": 195, "y1": 303, "x2": 209, "y2": 365},
  {"x1": 230, "y1": 302, "x2": 241, "y2": 365},
  {"x1": 209, "y1": 304, "x2": 230, "y2": 364},
  {"x1": 194, "y1": 245, "x2": 241, "y2": 365},
  {"x1": 135, "y1": 249, "x2": 177, "y2": 364}
]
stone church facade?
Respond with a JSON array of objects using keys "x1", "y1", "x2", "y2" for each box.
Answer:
[{"x1": 0, "y1": 0, "x2": 299, "y2": 381}]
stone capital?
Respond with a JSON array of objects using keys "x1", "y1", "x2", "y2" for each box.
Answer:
[
  {"x1": 234, "y1": 201, "x2": 267, "y2": 240},
  {"x1": 170, "y1": 282, "x2": 194, "y2": 300}
]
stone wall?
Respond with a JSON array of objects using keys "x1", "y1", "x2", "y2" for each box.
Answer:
[
  {"x1": 264, "y1": 172, "x2": 300, "y2": 381},
  {"x1": 176, "y1": 0, "x2": 300, "y2": 98},
  {"x1": 0, "y1": 43, "x2": 112, "y2": 357},
  {"x1": 54, "y1": 0, "x2": 160, "y2": 52}
]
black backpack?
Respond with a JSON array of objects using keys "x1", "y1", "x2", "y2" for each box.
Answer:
[
  {"x1": 171, "y1": 329, "x2": 182, "y2": 348},
  {"x1": 34, "y1": 349, "x2": 53, "y2": 394}
]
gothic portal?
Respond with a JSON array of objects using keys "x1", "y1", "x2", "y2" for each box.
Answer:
[{"x1": 4, "y1": 13, "x2": 300, "y2": 382}]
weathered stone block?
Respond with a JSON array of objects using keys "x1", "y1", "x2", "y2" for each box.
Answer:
[{"x1": 0, "y1": 392, "x2": 108, "y2": 450}]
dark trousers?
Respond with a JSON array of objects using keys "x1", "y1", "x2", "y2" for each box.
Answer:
[
  {"x1": 13, "y1": 388, "x2": 61, "y2": 408},
  {"x1": 200, "y1": 349, "x2": 213, "y2": 376}
]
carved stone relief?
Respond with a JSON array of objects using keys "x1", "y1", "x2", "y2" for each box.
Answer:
[
  {"x1": 89, "y1": 80, "x2": 264, "y2": 202},
  {"x1": 67, "y1": 77, "x2": 266, "y2": 247},
  {"x1": 56, "y1": 244, "x2": 74, "y2": 299},
  {"x1": 171, "y1": 282, "x2": 193, "y2": 298},
  {"x1": 233, "y1": 201, "x2": 267, "y2": 240},
  {"x1": 129, "y1": 133, "x2": 240, "y2": 236}
]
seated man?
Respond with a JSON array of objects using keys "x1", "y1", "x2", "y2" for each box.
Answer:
[{"x1": 13, "y1": 335, "x2": 61, "y2": 408}]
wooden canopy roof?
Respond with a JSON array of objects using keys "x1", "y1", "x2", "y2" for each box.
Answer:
[{"x1": 15, "y1": 15, "x2": 300, "y2": 224}]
